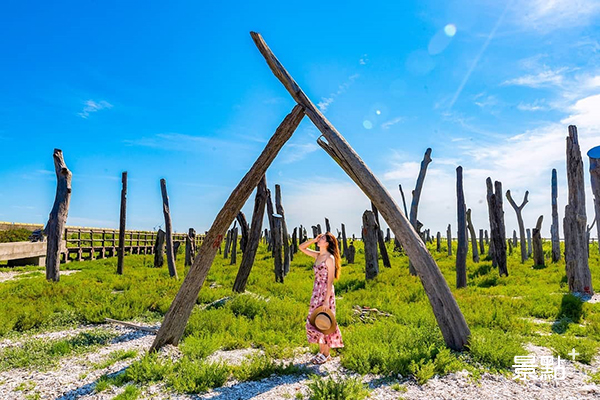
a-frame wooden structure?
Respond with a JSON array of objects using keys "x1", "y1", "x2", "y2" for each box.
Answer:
[{"x1": 150, "y1": 32, "x2": 471, "y2": 352}]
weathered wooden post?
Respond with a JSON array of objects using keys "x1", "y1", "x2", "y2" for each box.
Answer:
[
  {"x1": 341, "y1": 223, "x2": 348, "y2": 258},
  {"x1": 236, "y1": 212, "x2": 250, "y2": 254},
  {"x1": 532, "y1": 216, "x2": 544, "y2": 267},
  {"x1": 564, "y1": 125, "x2": 593, "y2": 294},
  {"x1": 508, "y1": 239, "x2": 513, "y2": 255},
  {"x1": 275, "y1": 184, "x2": 291, "y2": 275},
  {"x1": 224, "y1": 229, "x2": 232, "y2": 258},
  {"x1": 385, "y1": 227, "x2": 391, "y2": 242},
  {"x1": 456, "y1": 167, "x2": 467, "y2": 288},
  {"x1": 487, "y1": 178, "x2": 508, "y2": 276},
  {"x1": 371, "y1": 202, "x2": 391, "y2": 268},
  {"x1": 436, "y1": 231, "x2": 441, "y2": 252},
  {"x1": 185, "y1": 228, "x2": 196, "y2": 267},
  {"x1": 407, "y1": 148, "x2": 432, "y2": 276},
  {"x1": 234, "y1": 175, "x2": 268, "y2": 292},
  {"x1": 512, "y1": 230, "x2": 518, "y2": 248},
  {"x1": 506, "y1": 189, "x2": 529, "y2": 264},
  {"x1": 230, "y1": 226, "x2": 238, "y2": 265},
  {"x1": 347, "y1": 241, "x2": 356, "y2": 263},
  {"x1": 551, "y1": 169, "x2": 561, "y2": 262},
  {"x1": 317, "y1": 224, "x2": 322, "y2": 234},
  {"x1": 44, "y1": 149, "x2": 72, "y2": 282},
  {"x1": 160, "y1": 179, "x2": 178, "y2": 279},
  {"x1": 251, "y1": 31, "x2": 470, "y2": 351},
  {"x1": 150, "y1": 105, "x2": 304, "y2": 351},
  {"x1": 466, "y1": 209, "x2": 479, "y2": 263},
  {"x1": 447, "y1": 224, "x2": 452, "y2": 256},
  {"x1": 479, "y1": 229, "x2": 484, "y2": 255},
  {"x1": 154, "y1": 229, "x2": 165, "y2": 268},
  {"x1": 484, "y1": 230, "x2": 489, "y2": 245},
  {"x1": 363, "y1": 210, "x2": 379, "y2": 280},
  {"x1": 291, "y1": 227, "x2": 297, "y2": 260},
  {"x1": 325, "y1": 217, "x2": 331, "y2": 233},
  {"x1": 117, "y1": 171, "x2": 127, "y2": 275},
  {"x1": 272, "y1": 215, "x2": 284, "y2": 282},
  {"x1": 311, "y1": 226, "x2": 319, "y2": 250},
  {"x1": 526, "y1": 228, "x2": 532, "y2": 258},
  {"x1": 173, "y1": 241, "x2": 181, "y2": 261},
  {"x1": 588, "y1": 146, "x2": 600, "y2": 255}
]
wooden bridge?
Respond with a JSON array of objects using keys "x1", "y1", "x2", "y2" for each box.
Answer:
[{"x1": 0, "y1": 222, "x2": 204, "y2": 266}]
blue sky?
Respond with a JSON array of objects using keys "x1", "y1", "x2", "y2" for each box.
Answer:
[{"x1": 2, "y1": 0, "x2": 600, "y2": 239}]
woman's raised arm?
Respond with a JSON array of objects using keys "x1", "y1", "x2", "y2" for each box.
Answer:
[{"x1": 299, "y1": 233, "x2": 322, "y2": 258}]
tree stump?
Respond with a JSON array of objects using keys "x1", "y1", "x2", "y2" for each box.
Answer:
[
  {"x1": 44, "y1": 149, "x2": 72, "y2": 282},
  {"x1": 234, "y1": 175, "x2": 268, "y2": 293},
  {"x1": 363, "y1": 210, "x2": 379, "y2": 280},
  {"x1": 466, "y1": 208, "x2": 479, "y2": 263},
  {"x1": 564, "y1": 125, "x2": 593, "y2": 295},
  {"x1": 117, "y1": 171, "x2": 127, "y2": 275},
  {"x1": 532, "y1": 215, "x2": 544, "y2": 267},
  {"x1": 551, "y1": 168, "x2": 561, "y2": 262},
  {"x1": 456, "y1": 167, "x2": 467, "y2": 288},
  {"x1": 154, "y1": 229, "x2": 165, "y2": 268}
]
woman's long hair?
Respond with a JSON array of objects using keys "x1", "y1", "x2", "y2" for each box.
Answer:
[{"x1": 324, "y1": 232, "x2": 342, "y2": 280}]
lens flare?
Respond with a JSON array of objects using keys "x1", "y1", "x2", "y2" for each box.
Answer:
[
  {"x1": 444, "y1": 24, "x2": 457, "y2": 37},
  {"x1": 363, "y1": 120, "x2": 373, "y2": 129}
]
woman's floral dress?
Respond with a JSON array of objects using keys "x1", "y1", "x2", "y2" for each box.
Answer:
[{"x1": 305, "y1": 258, "x2": 344, "y2": 348}]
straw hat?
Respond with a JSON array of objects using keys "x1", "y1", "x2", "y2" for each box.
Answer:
[{"x1": 309, "y1": 305, "x2": 337, "y2": 335}]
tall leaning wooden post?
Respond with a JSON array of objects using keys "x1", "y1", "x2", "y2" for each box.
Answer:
[
  {"x1": 587, "y1": 145, "x2": 600, "y2": 255},
  {"x1": 117, "y1": 171, "x2": 127, "y2": 275},
  {"x1": 45, "y1": 149, "x2": 72, "y2": 282},
  {"x1": 150, "y1": 106, "x2": 304, "y2": 351},
  {"x1": 250, "y1": 31, "x2": 470, "y2": 350},
  {"x1": 564, "y1": 125, "x2": 593, "y2": 295},
  {"x1": 408, "y1": 148, "x2": 432, "y2": 276},
  {"x1": 456, "y1": 166, "x2": 467, "y2": 288},
  {"x1": 160, "y1": 179, "x2": 178, "y2": 279},
  {"x1": 550, "y1": 169, "x2": 561, "y2": 262}
]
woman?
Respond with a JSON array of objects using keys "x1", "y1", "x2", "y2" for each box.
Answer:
[{"x1": 299, "y1": 231, "x2": 344, "y2": 364}]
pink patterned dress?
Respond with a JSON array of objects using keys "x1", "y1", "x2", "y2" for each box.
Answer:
[{"x1": 305, "y1": 258, "x2": 344, "y2": 348}]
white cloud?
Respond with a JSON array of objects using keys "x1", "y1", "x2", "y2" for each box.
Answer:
[
  {"x1": 78, "y1": 100, "x2": 113, "y2": 119},
  {"x1": 280, "y1": 142, "x2": 320, "y2": 164},
  {"x1": 502, "y1": 67, "x2": 570, "y2": 88},
  {"x1": 513, "y1": 0, "x2": 600, "y2": 31},
  {"x1": 317, "y1": 74, "x2": 360, "y2": 112},
  {"x1": 381, "y1": 116, "x2": 405, "y2": 130},
  {"x1": 517, "y1": 100, "x2": 548, "y2": 111}
]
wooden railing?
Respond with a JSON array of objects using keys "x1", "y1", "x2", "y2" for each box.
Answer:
[{"x1": 61, "y1": 227, "x2": 204, "y2": 263}]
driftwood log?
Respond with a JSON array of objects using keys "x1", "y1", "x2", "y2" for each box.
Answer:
[
  {"x1": 363, "y1": 210, "x2": 379, "y2": 280},
  {"x1": 506, "y1": 189, "x2": 529, "y2": 263},
  {"x1": 563, "y1": 125, "x2": 593, "y2": 294},
  {"x1": 160, "y1": 179, "x2": 178, "y2": 279},
  {"x1": 234, "y1": 175, "x2": 268, "y2": 293},
  {"x1": 150, "y1": 105, "x2": 304, "y2": 351},
  {"x1": 44, "y1": 149, "x2": 72, "y2": 282},
  {"x1": 551, "y1": 168, "x2": 561, "y2": 262},
  {"x1": 456, "y1": 166, "x2": 467, "y2": 288},
  {"x1": 532, "y1": 215, "x2": 544, "y2": 267},
  {"x1": 117, "y1": 171, "x2": 127, "y2": 275}
]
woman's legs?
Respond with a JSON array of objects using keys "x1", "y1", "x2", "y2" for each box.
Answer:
[{"x1": 319, "y1": 342, "x2": 331, "y2": 357}]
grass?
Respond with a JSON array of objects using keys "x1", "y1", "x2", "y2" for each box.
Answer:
[
  {"x1": 92, "y1": 349, "x2": 138, "y2": 369},
  {"x1": 1, "y1": 236, "x2": 600, "y2": 390},
  {"x1": 306, "y1": 373, "x2": 371, "y2": 399},
  {"x1": 0, "y1": 329, "x2": 117, "y2": 371}
]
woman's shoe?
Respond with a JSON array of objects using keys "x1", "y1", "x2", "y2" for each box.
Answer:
[{"x1": 309, "y1": 352, "x2": 326, "y2": 364}]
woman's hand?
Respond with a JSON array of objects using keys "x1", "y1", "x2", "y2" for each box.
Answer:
[{"x1": 314, "y1": 233, "x2": 323, "y2": 243}]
